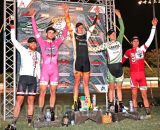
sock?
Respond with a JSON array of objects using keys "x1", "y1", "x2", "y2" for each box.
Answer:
[
  {"x1": 38, "y1": 107, "x2": 43, "y2": 115},
  {"x1": 27, "y1": 115, "x2": 33, "y2": 124},
  {"x1": 134, "y1": 107, "x2": 138, "y2": 112},
  {"x1": 145, "y1": 107, "x2": 151, "y2": 115},
  {"x1": 50, "y1": 107, "x2": 54, "y2": 112},
  {"x1": 73, "y1": 96, "x2": 78, "y2": 103},
  {"x1": 12, "y1": 117, "x2": 18, "y2": 125},
  {"x1": 87, "y1": 96, "x2": 91, "y2": 108}
]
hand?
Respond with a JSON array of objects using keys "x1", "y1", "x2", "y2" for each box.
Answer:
[
  {"x1": 115, "y1": 9, "x2": 121, "y2": 18},
  {"x1": 62, "y1": 3, "x2": 69, "y2": 14},
  {"x1": 152, "y1": 18, "x2": 158, "y2": 26},
  {"x1": 9, "y1": 16, "x2": 15, "y2": 29},
  {"x1": 95, "y1": 6, "x2": 100, "y2": 15}
]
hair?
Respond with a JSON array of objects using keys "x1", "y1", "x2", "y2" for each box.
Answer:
[
  {"x1": 46, "y1": 27, "x2": 56, "y2": 33},
  {"x1": 107, "y1": 29, "x2": 115, "y2": 36},
  {"x1": 27, "y1": 37, "x2": 37, "y2": 43},
  {"x1": 76, "y1": 22, "x2": 83, "y2": 28},
  {"x1": 131, "y1": 36, "x2": 139, "y2": 42}
]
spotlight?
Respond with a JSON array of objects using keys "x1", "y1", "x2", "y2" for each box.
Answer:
[
  {"x1": 143, "y1": 0, "x2": 147, "y2": 4},
  {"x1": 148, "y1": 0, "x2": 152, "y2": 4},
  {"x1": 153, "y1": 0, "x2": 157, "y2": 3},
  {"x1": 138, "y1": 1, "x2": 143, "y2": 5}
]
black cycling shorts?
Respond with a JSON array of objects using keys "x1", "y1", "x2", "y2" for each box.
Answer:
[
  {"x1": 17, "y1": 75, "x2": 37, "y2": 96},
  {"x1": 75, "y1": 57, "x2": 90, "y2": 72}
]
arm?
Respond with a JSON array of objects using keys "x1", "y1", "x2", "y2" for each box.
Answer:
[
  {"x1": 88, "y1": 42, "x2": 107, "y2": 52},
  {"x1": 63, "y1": 4, "x2": 73, "y2": 40},
  {"x1": 116, "y1": 10, "x2": 125, "y2": 44},
  {"x1": 122, "y1": 50, "x2": 129, "y2": 64},
  {"x1": 26, "y1": 9, "x2": 44, "y2": 47},
  {"x1": 55, "y1": 25, "x2": 68, "y2": 47},
  {"x1": 87, "y1": 6, "x2": 100, "y2": 40},
  {"x1": 143, "y1": 18, "x2": 158, "y2": 48},
  {"x1": 31, "y1": 16, "x2": 43, "y2": 47},
  {"x1": 10, "y1": 27, "x2": 26, "y2": 53}
]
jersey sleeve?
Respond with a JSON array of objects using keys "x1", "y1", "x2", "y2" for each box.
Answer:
[
  {"x1": 87, "y1": 14, "x2": 98, "y2": 41},
  {"x1": 88, "y1": 42, "x2": 107, "y2": 52},
  {"x1": 122, "y1": 50, "x2": 130, "y2": 64},
  {"x1": 11, "y1": 28, "x2": 26, "y2": 53},
  {"x1": 32, "y1": 16, "x2": 44, "y2": 47},
  {"x1": 140, "y1": 26, "x2": 156, "y2": 52},
  {"x1": 55, "y1": 24, "x2": 68, "y2": 47},
  {"x1": 117, "y1": 18, "x2": 125, "y2": 44}
]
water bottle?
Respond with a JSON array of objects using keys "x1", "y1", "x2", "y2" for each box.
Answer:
[
  {"x1": 115, "y1": 98, "x2": 119, "y2": 113},
  {"x1": 45, "y1": 108, "x2": 51, "y2": 122},
  {"x1": 92, "y1": 94, "x2": 96, "y2": 109},
  {"x1": 129, "y1": 100, "x2": 134, "y2": 112}
]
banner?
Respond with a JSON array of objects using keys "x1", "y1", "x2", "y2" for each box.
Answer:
[{"x1": 17, "y1": 1, "x2": 108, "y2": 93}]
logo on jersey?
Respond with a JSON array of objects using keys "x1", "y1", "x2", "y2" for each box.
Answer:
[
  {"x1": 45, "y1": 45, "x2": 57, "y2": 57},
  {"x1": 135, "y1": 50, "x2": 143, "y2": 60},
  {"x1": 108, "y1": 42, "x2": 120, "y2": 50}
]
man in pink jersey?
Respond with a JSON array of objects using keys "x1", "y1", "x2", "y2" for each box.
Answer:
[
  {"x1": 28, "y1": 8, "x2": 68, "y2": 121},
  {"x1": 122, "y1": 18, "x2": 158, "y2": 118}
]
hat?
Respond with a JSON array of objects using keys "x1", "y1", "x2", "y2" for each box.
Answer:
[
  {"x1": 131, "y1": 36, "x2": 139, "y2": 41},
  {"x1": 107, "y1": 29, "x2": 115, "y2": 36},
  {"x1": 76, "y1": 22, "x2": 83, "y2": 28},
  {"x1": 46, "y1": 27, "x2": 56, "y2": 33},
  {"x1": 28, "y1": 37, "x2": 37, "y2": 43}
]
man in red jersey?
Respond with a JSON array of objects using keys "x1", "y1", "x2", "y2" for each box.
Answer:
[{"x1": 122, "y1": 18, "x2": 158, "y2": 119}]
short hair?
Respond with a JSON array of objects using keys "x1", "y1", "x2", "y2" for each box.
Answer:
[
  {"x1": 76, "y1": 22, "x2": 83, "y2": 28},
  {"x1": 46, "y1": 27, "x2": 56, "y2": 33},
  {"x1": 107, "y1": 29, "x2": 115, "y2": 36},
  {"x1": 28, "y1": 37, "x2": 37, "y2": 43},
  {"x1": 131, "y1": 36, "x2": 139, "y2": 42}
]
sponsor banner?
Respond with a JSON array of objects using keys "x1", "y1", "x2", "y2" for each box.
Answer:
[{"x1": 17, "y1": 1, "x2": 108, "y2": 93}]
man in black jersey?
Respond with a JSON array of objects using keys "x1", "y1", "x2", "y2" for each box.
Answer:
[{"x1": 64, "y1": 4, "x2": 100, "y2": 110}]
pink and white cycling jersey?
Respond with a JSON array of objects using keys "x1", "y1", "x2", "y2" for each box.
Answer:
[{"x1": 32, "y1": 17, "x2": 68, "y2": 85}]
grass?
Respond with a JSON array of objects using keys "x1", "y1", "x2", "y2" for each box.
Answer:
[
  {"x1": 1, "y1": 91, "x2": 160, "y2": 130},
  {"x1": 1, "y1": 107, "x2": 160, "y2": 130}
]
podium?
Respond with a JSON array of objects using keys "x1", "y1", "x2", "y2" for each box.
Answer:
[{"x1": 74, "y1": 110, "x2": 102, "y2": 125}]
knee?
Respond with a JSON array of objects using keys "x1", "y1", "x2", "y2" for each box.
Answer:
[
  {"x1": 39, "y1": 90, "x2": 46, "y2": 96},
  {"x1": 141, "y1": 92, "x2": 148, "y2": 99}
]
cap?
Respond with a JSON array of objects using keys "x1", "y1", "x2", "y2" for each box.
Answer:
[
  {"x1": 107, "y1": 29, "x2": 115, "y2": 36},
  {"x1": 76, "y1": 22, "x2": 83, "y2": 28},
  {"x1": 131, "y1": 36, "x2": 139, "y2": 41},
  {"x1": 46, "y1": 26, "x2": 56, "y2": 33},
  {"x1": 27, "y1": 37, "x2": 37, "y2": 43}
]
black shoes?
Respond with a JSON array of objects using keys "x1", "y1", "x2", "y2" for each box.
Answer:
[{"x1": 5, "y1": 124, "x2": 16, "y2": 130}]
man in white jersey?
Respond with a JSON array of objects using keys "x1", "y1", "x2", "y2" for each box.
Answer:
[{"x1": 5, "y1": 24, "x2": 41, "y2": 130}]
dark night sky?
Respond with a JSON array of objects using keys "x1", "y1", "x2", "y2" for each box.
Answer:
[{"x1": 0, "y1": 0, "x2": 160, "y2": 73}]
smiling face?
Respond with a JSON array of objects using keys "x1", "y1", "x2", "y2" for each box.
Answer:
[
  {"x1": 131, "y1": 39, "x2": 139, "y2": 48},
  {"x1": 77, "y1": 25, "x2": 85, "y2": 34},
  {"x1": 28, "y1": 42, "x2": 37, "y2": 51},
  {"x1": 46, "y1": 30, "x2": 55, "y2": 40},
  {"x1": 108, "y1": 32, "x2": 116, "y2": 41}
]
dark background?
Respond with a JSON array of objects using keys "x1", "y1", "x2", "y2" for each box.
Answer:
[{"x1": 0, "y1": 0, "x2": 160, "y2": 74}]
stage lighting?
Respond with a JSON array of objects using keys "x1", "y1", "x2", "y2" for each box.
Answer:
[
  {"x1": 143, "y1": 0, "x2": 147, "y2": 4},
  {"x1": 148, "y1": 0, "x2": 152, "y2": 4},
  {"x1": 138, "y1": 1, "x2": 143, "y2": 5}
]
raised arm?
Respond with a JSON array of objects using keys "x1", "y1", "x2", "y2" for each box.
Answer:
[
  {"x1": 10, "y1": 25, "x2": 26, "y2": 53},
  {"x1": 142, "y1": 18, "x2": 158, "y2": 50},
  {"x1": 88, "y1": 42, "x2": 107, "y2": 52},
  {"x1": 116, "y1": 9, "x2": 125, "y2": 44},
  {"x1": 26, "y1": 9, "x2": 43, "y2": 46},
  {"x1": 87, "y1": 6, "x2": 100, "y2": 40},
  {"x1": 63, "y1": 4, "x2": 73, "y2": 40}
]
